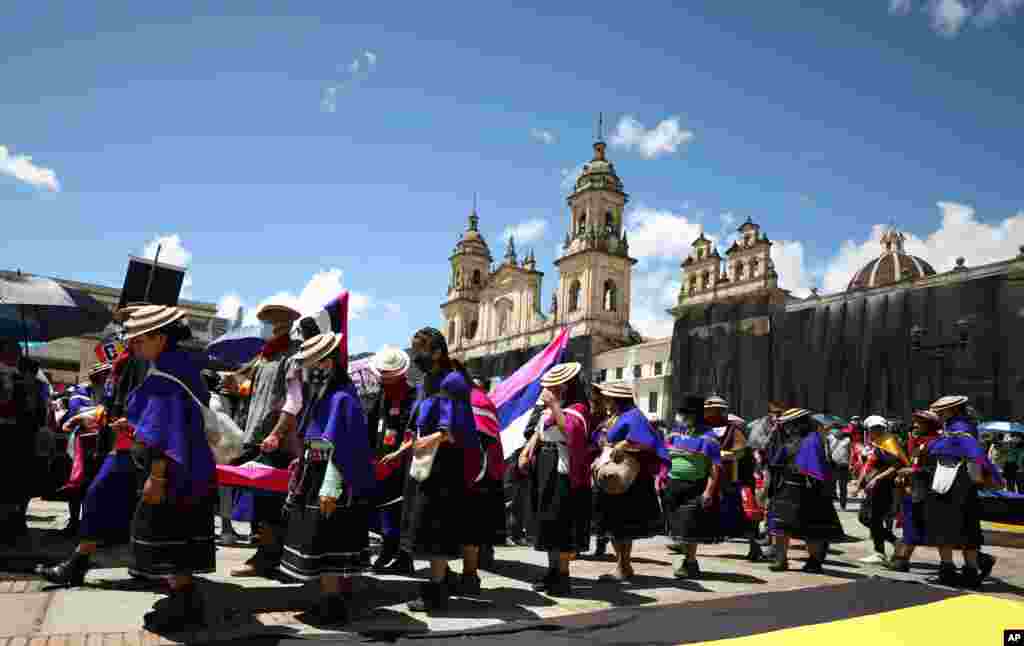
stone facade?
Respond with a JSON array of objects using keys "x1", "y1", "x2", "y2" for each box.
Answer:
[
  {"x1": 442, "y1": 135, "x2": 638, "y2": 362},
  {"x1": 674, "y1": 218, "x2": 789, "y2": 309}
]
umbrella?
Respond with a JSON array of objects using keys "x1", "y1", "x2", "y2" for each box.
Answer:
[
  {"x1": 813, "y1": 413, "x2": 847, "y2": 428},
  {"x1": 0, "y1": 271, "x2": 113, "y2": 343},
  {"x1": 979, "y1": 421, "x2": 1024, "y2": 435},
  {"x1": 207, "y1": 324, "x2": 270, "y2": 367}
]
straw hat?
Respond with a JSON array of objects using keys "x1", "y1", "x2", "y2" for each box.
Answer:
[
  {"x1": 705, "y1": 395, "x2": 729, "y2": 410},
  {"x1": 596, "y1": 382, "x2": 635, "y2": 400},
  {"x1": 88, "y1": 362, "x2": 112, "y2": 378},
  {"x1": 540, "y1": 362, "x2": 581, "y2": 388},
  {"x1": 113, "y1": 302, "x2": 150, "y2": 323},
  {"x1": 296, "y1": 332, "x2": 342, "y2": 368},
  {"x1": 864, "y1": 415, "x2": 888, "y2": 429},
  {"x1": 256, "y1": 302, "x2": 301, "y2": 324},
  {"x1": 777, "y1": 408, "x2": 812, "y2": 424},
  {"x1": 767, "y1": 401, "x2": 789, "y2": 415},
  {"x1": 123, "y1": 305, "x2": 186, "y2": 340},
  {"x1": 370, "y1": 346, "x2": 410, "y2": 378},
  {"x1": 913, "y1": 410, "x2": 942, "y2": 426},
  {"x1": 930, "y1": 395, "x2": 968, "y2": 413}
]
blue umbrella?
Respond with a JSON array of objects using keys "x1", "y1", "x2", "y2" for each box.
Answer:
[
  {"x1": 979, "y1": 421, "x2": 1024, "y2": 435},
  {"x1": 207, "y1": 323, "x2": 271, "y2": 367}
]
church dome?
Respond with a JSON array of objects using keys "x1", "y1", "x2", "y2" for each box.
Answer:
[{"x1": 847, "y1": 228, "x2": 936, "y2": 291}]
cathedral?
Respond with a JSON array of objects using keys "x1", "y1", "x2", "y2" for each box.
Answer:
[{"x1": 442, "y1": 134, "x2": 640, "y2": 379}]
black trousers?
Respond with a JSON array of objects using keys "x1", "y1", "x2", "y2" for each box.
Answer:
[
  {"x1": 869, "y1": 481, "x2": 896, "y2": 553},
  {"x1": 833, "y1": 466, "x2": 850, "y2": 509}
]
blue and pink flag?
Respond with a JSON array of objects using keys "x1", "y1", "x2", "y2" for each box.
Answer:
[{"x1": 490, "y1": 327, "x2": 570, "y2": 459}]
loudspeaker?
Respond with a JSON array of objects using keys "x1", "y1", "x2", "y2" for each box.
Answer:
[{"x1": 117, "y1": 256, "x2": 186, "y2": 310}]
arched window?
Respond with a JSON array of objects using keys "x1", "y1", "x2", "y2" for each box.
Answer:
[
  {"x1": 569, "y1": 280, "x2": 582, "y2": 312},
  {"x1": 701, "y1": 271, "x2": 710, "y2": 289},
  {"x1": 735, "y1": 261, "x2": 744, "y2": 280},
  {"x1": 689, "y1": 277, "x2": 697, "y2": 295},
  {"x1": 472, "y1": 269, "x2": 481, "y2": 286},
  {"x1": 603, "y1": 280, "x2": 617, "y2": 312},
  {"x1": 466, "y1": 319, "x2": 479, "y2": 340},
  {"x1": 495, "y1": 298, "x2": 514, "y2": 336},
  {"x1": 749, "y1": 258, "x2": 759, "y2": 277},
  {"x1": 605, "y1": 211, "x2": 614, "y2": 234},
  {"x1": 448, "y1": 320, "x2": 456, "y2": 344},
  {"x1": 578, "y1": 212, "x2": 587, "y2": 235},
  {"x1": 697, "y1": 248, "x2": 704, "y2": 259}
]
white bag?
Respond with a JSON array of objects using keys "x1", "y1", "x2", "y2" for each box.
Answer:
[
  {"x1": 931, "y1": 459, "x2": 961, "y2": 495},
  {"x1": 149, "y1": 368, "x2": 243, "y2": 464},
  {"x1": 409, "y1": 444, "x2": 439, "y2": 483}
]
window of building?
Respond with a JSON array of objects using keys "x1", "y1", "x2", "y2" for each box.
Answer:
[
  {"x1": 654, "y1": 361, "x2": 663, "y2": 376},
  {"x1": 472, "y1": 269, "x2": 481, "y2": 286},
  {"x1": 648, "y1": 391, "x2": 659, "y2": 414},
  {"x1": 448, "y1": 320, "x2": 456, "y2": 343},
  {"x1": 595, "y1": 369, "x2": 606, "y2": 383},
  {"x1": 569, "y1": 280, "x2": 582, "y2": 312},
  {"x1": 633, "y1": 365, "x2": 642, "y2": 379},
  {"x1": 735, "y1": 261, "x2": 744, "y2": 279},
  {"x1": 466, "y1": 319, "x2": 478, "y2": 340},
  {"x1": 495, "y1": 298, "x2": 513, "y2": 335},
  {"x1": 603, "y1": 280, "x2": 617, "y2": 312},
  {"x1": 615, "y1": 367, "x2": 623, "y2": 380},
  {"x1": 605, "y1": 211, "x2": 614, "y2": 233}
]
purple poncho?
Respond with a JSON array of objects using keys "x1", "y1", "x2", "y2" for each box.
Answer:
[
  {"x1": 127, "y1": 349, "x2": 216, "y2": 501},
  {"x1": 769, "y1": 428, "x2": 831, "y2": 482},
  {"x1": 301, "y1": 385, "x2": 375, "y2": 498},
  {"x1": 928, "y1": 416, "x2": 1003, "y2": 486},
  {"x1": 669, "y1": 425, "x2": 722, "y2": 465},
  {"x1": 607, "y1": 406, "x2": 671, "y2": 473},
  {"x1": 433, "y1": 371, "x2": 480, "y2": 451}
]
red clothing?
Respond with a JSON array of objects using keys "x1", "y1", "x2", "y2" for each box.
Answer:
[{"x1": 470, "y1": 387, "x2": 506, "y2": 483}]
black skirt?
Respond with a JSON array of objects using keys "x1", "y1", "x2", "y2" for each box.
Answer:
[
  {"x1": 772, "y1": 477, "x2": 844, "y2": 541},
  {"x1": 596, "y1": 471, "x2": 663, "y2": 541},
  {"x1": 279, "y1": 458, "x2": 369, "y2": 581},
  {"x1": 130, "y1": 492, "x2": 216, "y2": 578},
  {"x1": 400, "y1": 445, "x2": 466, "y2": 559},
  {"x1": 531, "y1": 444, "x2": 590, "y2": 553},
  {"x1": 466, "y1": 476, "x2": 508, "y2": 547},
  {"x1": 924, "y1": 463, "x2": 983, "y2": 548},
  {"x1": 376, "y1": 454, "x2": 410, "y2": 508},
  {"x1": 662, "y1": 477, "x2": 723, "y2": 544}
]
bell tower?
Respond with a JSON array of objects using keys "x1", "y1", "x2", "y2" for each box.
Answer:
[
  {"x1": 554, "y1": 116, "x2": 636, "y2": 354},
  {"x1": 441, "y1": 196, "x2": 491, "y2": 349}
]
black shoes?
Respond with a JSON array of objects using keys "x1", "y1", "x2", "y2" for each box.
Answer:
[
  {"x1": 408, "y1": 581, "x2": 448, "y2": 612},
  {"x1": 801, "y1": 559, "x2": 824, "y2": 574},
  {"x1": 933, "y1": 562, "x2": 960, "y2": 587},
  {"x1": 532, "y1": 570, "x2": 571, "y2": 596},
  {"x1": 885, "y1": 557, "x2": 911, "y2": 573},
  {"x1": 674, "y1": 559, "x2": 701, "y2": 579},
  {"x1": 144, "y1": 587, "x2": 206, "y2": 633},
  {"x1": 769, "y1": 557, "x2": 789, "y2": 572},
  {"x1": 978, "y1": 552, "x2": 996, "y2": 581},
  {"x1": 747, "y1": 542, "x2": 765, "y2": 563},
  {"x1": 36, "y1": 553, "x2": 91, "y2": 587},
  {"x1": 594, "y1": 538, "x2": 608, "y2": 558},
  {"x1": 378, "y1": 551, "x2": 414, "y2": 576},
  {"x1": 306, "y1": 595, "x2": 350, "y2": 626}
]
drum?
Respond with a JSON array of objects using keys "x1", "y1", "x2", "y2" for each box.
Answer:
[{"x1": 592, "y1": 446, "x2": 640, "y2": 496}]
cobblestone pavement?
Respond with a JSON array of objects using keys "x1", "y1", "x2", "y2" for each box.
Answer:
[{"x1": 1, "y1": 497, "x2": 1021, "y2": 644}]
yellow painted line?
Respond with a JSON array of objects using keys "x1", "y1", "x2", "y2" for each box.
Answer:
[
  {"x1": 985, "y1": 522, "x2": 1024, "y2": 533},
  {"x1": 681, "y1": 594, "x2": 1024, "y2": 646}
]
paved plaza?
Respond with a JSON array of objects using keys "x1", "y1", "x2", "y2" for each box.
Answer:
[{"x1": 1, "y1": 497, "x2": 1022, "y2": 644}]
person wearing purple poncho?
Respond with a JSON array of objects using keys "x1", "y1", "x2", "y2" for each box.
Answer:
[
  {"x1": 400, "y1": 327, "x2": 481, "y2": 613},
  {"x1": 662, "y1": 394, "x2": 724, "y2": 580},
  {"x1": 278, "y1": 333, "x2": 373, "y2": 626},
  {"x1": 923, "y1": 395, "x2": 1002, "y2": 588},
  {"x1": 765, "y1": 408, "x2": 844, "y2": 574},
  {"x1": 117, "y1": 305, "x2": 217, "y2": 632},
  {"x1": 593, "y1": 382, "x2": 669, "y2": 583}
]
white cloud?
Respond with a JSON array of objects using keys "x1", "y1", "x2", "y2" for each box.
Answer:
[
  {"x1": 609, "y1": 115, "x2": 694, "y2": 160},
  {"x1": 530, "y1": 128, "x2": 557, "y2": 145},
  {"x1": 889, "y1": 0, "x2": 1023, "y2": 35},
  {"x1": 0, "y1": 145, "x2": 60, "y2": 192},
  {"x1": 624, "y1": 205, "x2": 704, "y2": 262},
  {"x1": 503, "y1": 218, "x2": 547, "y2": 244},
  {"x1": 770, "y1": 240, "x2": 815, "y2": 299},
  {"x1": 322, "y1": 51, "x2": 377, "y2": 113},
  {"x1": 142, "y1": 233, "x2": 194, "y2": 299},
  {"x1": 629, "y1": 267, "x2": 680, "y2": 339},
  {"x1": 216, "y1": 293, "x2": 244, "y2": 322}
]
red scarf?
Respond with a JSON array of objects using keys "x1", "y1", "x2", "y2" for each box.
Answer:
[
  {"x1": 382, "y1": 381, "x2": 408, "y2": 412},
  {"x1": 260, "y1": 334, "x2": 291, "y2": 359}
]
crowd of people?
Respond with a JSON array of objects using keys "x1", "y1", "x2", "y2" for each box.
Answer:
[{"x1": 0, "y1": 298, "x2": 1014, "y2": 633}]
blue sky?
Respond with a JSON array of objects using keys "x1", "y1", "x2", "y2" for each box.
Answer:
[{"x1": 2, "y1": 1, "x2": 1023, "y2": 350}]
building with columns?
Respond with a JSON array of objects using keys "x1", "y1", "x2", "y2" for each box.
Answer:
[{"x1": 442, "y1": 131, "x2": 641, "y2": 381}]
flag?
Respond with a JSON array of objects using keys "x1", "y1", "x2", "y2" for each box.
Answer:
[
  {"x1": 308, "y1": 291, "x2": 349, "y2": 362},
  {"x1": 94, "y1": 333, "x2": 125, "y2": 364},
  {"x1": 490, "y1": 327, "x2": 570, "y2": 459}
]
